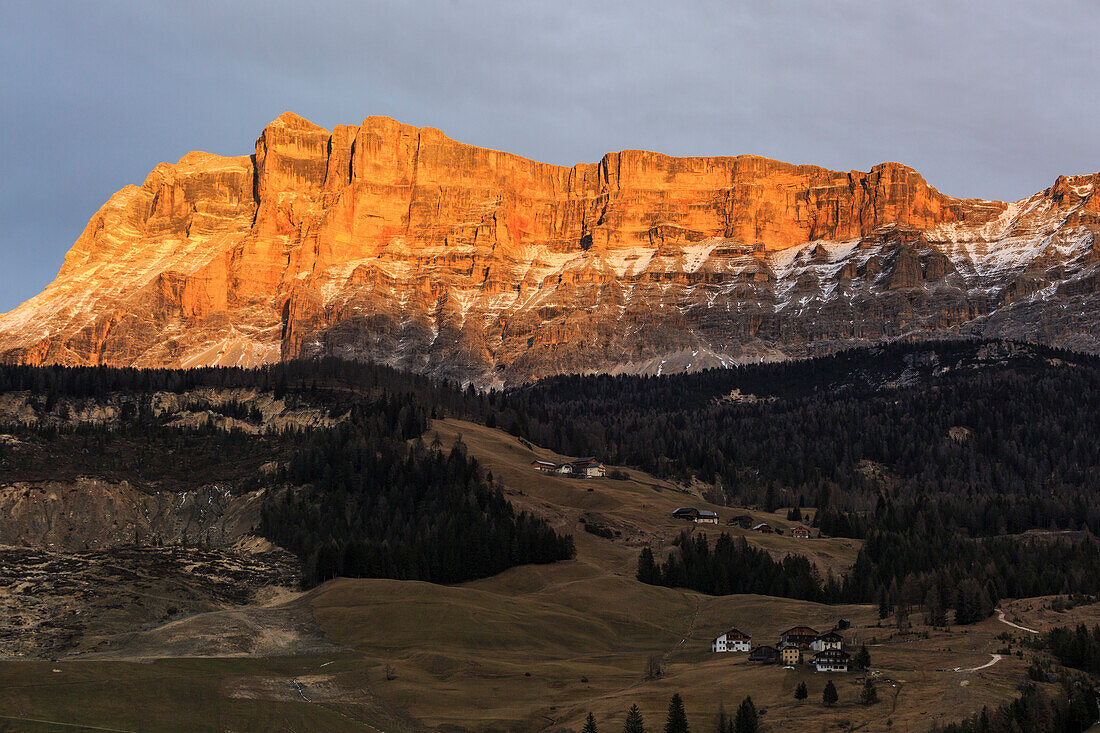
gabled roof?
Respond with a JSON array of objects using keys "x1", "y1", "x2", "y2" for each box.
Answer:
[
  {"x1": 697, "y1": 510, "x2": 719, "y2": 518},
  {"x1": 792, "y1": 525, "x2": 810, "y2": 532},
  {"x1": 714, "y1": 627, "x2": 751, "y2": 641},
  {"x1": 815, "y1": 631, "x2": 843, "y2": 641},
  {"x1": 751, "y1": 522, "x2": 772, "y2": 530},
  {"x1": 782, "y1": 626, "x2": 819, "y2": 636},
  {"x1": 531, "y1": 460, "x2": 557, "y2": 467},
  {"x1": 570, "y1": 456, "x2": 600, "y2": 466},
  {"x1": 748, "y1": 645, "x2": 778, "y2": 656},
  {"x1": 673, "y1": 507, "x2": 699, "y2": 515}
]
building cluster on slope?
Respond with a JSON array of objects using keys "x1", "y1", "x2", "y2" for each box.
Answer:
[
  {"x1": 712, "y1": 623, "x2": 853, "y2": 672},
  {"x1": 671, "y1": 507, "x2": 720, "y2": 524},
  {"x1": 531, "y1": 457, "x2": 607, "y2": 478},
  {"x1": 675, "y1": 509, "x2": 814, "y2": 538}
]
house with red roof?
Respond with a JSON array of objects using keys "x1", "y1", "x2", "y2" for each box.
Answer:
[{"x1": 712, "y1": 627, "x2": 752, "y2": 652}]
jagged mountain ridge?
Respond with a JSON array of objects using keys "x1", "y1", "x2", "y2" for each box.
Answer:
[{"x1": 1, "y1": 112, "x2": 1098, "y2": 386}]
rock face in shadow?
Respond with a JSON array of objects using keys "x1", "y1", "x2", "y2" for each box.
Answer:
[{"x1": 2, "y1": 112, "x2": 1099, "y2": 386}]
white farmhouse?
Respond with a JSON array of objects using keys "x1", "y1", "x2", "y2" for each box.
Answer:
[
  {"x1": 810, "y1": 649, "x2": 851, "y2": 672},
  {"x1": 811, "y1": 630, "x2": 844, "y2": 652},
  {"x1": 570, "y1": 457, "x2": 606, "y2": 478},
  {"x1": 712, "y1": 627, "x2": 752, "y2": 653}
]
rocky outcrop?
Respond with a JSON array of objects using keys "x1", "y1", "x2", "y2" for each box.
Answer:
[
  {"x1": 0, "y1": 480, "x2": 263, "y2": 551},
  {"x1": 2, "y1": 112, "x2": 1098, "y2": 386}
]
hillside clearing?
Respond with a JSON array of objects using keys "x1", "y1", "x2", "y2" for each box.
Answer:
[{"x1": 0, "y1": 418, "x2": 1059, "y2": 731}]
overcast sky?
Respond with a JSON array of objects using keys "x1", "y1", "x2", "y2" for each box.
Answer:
[{"x1": 2, "y1": 0, "x2": 1097, "y2": 312}]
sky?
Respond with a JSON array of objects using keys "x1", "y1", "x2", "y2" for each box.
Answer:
[{"x1": 1, "y1": 0, "x2": 1098, "y2": 312}]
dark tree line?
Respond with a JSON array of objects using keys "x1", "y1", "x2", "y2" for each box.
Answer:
[
  {"x1": 0, "y1": 358, "x2": 492, "y2": 424},
  {"x1": 494, "y1": 340, "x2": 1100, "y2": 537},
  {"x1": 1040, "y1": 624, "x2": 1100, "y2": 675},
  {"x1": 639, "y1": 530, "x2": 1100, "y2": 621},
  {"x1": 639, "y1": 532, "x2": 832, "y2": 602},
  {"x1": 0, "y1": 395, "x2": 288, "y2": 492},
  {"x1": 850, "y1": 532, "x2": 1100, "y2": 619},
  {"x1": 932, "y1": 679, "x2": 1098, "y2": 733},
  {"x1": 253, "y1": 389, "x2": 574, "y2": 586},
  {"x1": 261, "y1": 414, "x2": 575, "y2": 586}
]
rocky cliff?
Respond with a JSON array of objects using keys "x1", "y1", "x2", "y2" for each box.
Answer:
[{"x1": 2, "y1": 112, "x2": 1098, "y2": 386}]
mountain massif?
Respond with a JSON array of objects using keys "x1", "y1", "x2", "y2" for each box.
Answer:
[{"x1": 1, "y1": 112, "x2": 1098, "y2": 386}]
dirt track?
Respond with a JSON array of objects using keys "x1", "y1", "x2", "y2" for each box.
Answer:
[{"x1": 996, "y1": 608, "x2": 1038, "y2": 634}]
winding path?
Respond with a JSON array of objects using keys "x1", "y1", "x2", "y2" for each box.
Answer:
[
  {"x1": 958, "y1": 653, "x2": 1002, "y2": 673},
  {"x1": 996, "y1": 608, "x2": 1038, "y2": 634}
]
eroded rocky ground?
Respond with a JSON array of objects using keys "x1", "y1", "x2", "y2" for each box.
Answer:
[
  {"x1": 0, "y1": 544, "x2": 301, "y2": 658},
  {"x1": 0, "y1": 388, "x2": 327, "y2": 660}
]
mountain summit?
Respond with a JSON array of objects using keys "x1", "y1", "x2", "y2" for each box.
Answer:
[{"x1": 2, "y1": 113, "x2": 1098, "y2": 386}]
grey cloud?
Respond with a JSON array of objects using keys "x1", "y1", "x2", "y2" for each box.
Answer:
[{"x1": 2, "y1": 0, "x2": 1097, "y2": 311}]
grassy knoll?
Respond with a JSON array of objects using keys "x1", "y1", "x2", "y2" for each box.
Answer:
[{"x1": 302, "y1": 561, "x2": 1029, "y2": 731}]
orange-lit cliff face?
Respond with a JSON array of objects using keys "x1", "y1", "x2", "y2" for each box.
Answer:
[{"x1": 2, "y1": 112, "x2": 1098, "y2": 386}]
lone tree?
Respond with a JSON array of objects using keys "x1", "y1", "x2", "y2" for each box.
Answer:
[
  {"x1": 855, "y1": 644, "x2": 871, "y2": 670},
  {"x1": 878, "y1": 585, "x2": 892, "y2": 619},
  {"x1": 895, "y1": 603, "x2": 909, "y2": 631},
  {"x1": 645, "y1": 654, "x2": 664, "y2": 680},
  {"x1": 794, "y1": 681, "x2": 808, "y2": 701},
  {"x1": 860, "y1": 678, "x2": 879, "y2": 706},
  {"x1": 733, "y1": 696, "x2": 758, "y2": 733},
  {"x1": 583, "y1": 712, "x2": 599, "y2": 733},
  {"x1": 623, "y1": 704, "x2": 646, "y2": 733},
  {"x1": 822, "y1": 680, "x2": 839, "y2": 707},
  {"x1": 664, "y1": 693, "x2": 690, "y2": 733}
]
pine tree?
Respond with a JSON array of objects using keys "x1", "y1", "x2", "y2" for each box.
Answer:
[
  {"x1": 822, "y1": 680, "x2": 839, "y2": 707},
  {"x1": 582, "y1": 712, "x2": 599, "y2": 733},
  {"x1": 901, "y1": 573, "x2": 922, "y2": 612},
  {"x1": 664, "y1": 693, "x2": 690, "y2": 733},
  {"x1": 895, "y1": 602, "x2": 909, "y2": 631},
  {"x1": 733, "y1": 697, "x2": 758, "y2": 733},
  {"x1": 623, "y1": 704, "x2": 645, "y2": 733},
  {"x1": 794, "y1": 681, "x2": 808, "y2": 701},
  {"x1": 860, "y1": 678, "x2": 879, "y2": 705},
  {"x1": 855, "y1": 644, "x2": 871, "y2": 670},
  {"x1": 637, "y1": 547, "x2": 659, "y2": 584},
  {"x1": 711, "y1": 704, "x2": 729, "y2": 733},
  {"x1": 925, "y1": 585, "x2": 947, "y2": 627}
]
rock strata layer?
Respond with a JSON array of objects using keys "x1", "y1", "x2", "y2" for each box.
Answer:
[{"x1": 2, "y1": 112, "x2": 1098, "y2": 386}]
